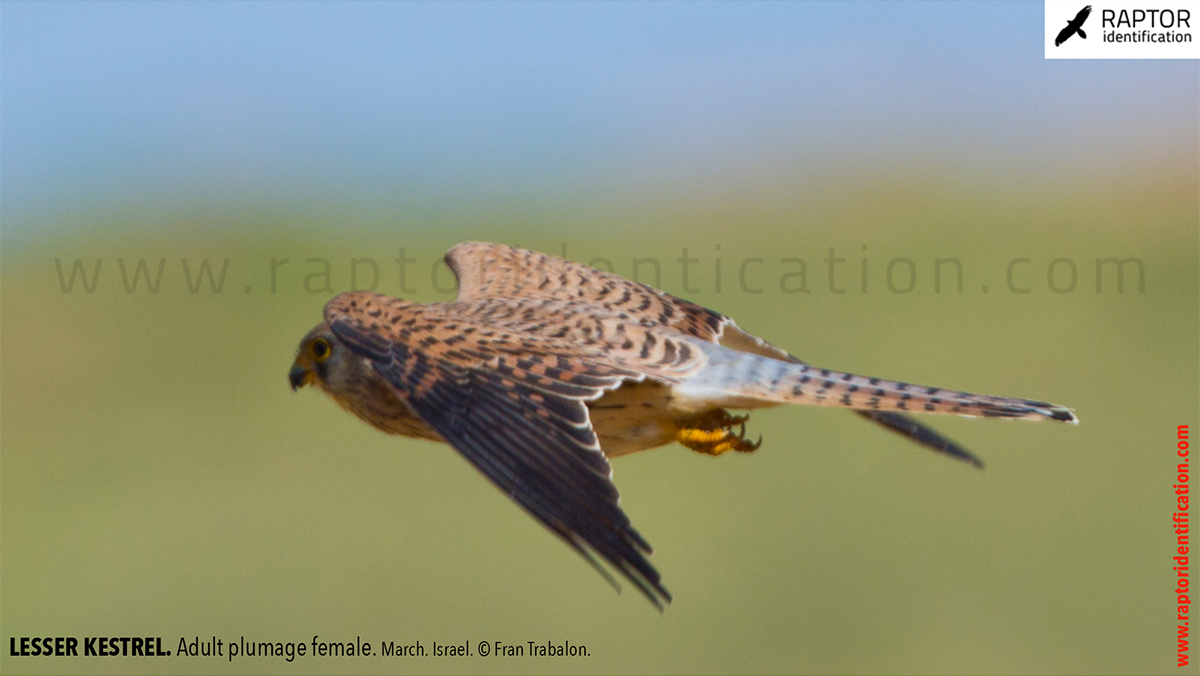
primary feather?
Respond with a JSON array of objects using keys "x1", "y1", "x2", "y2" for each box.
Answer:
[{"x1": 290, "y1": 242, "x2": 1077, "y2": 608}]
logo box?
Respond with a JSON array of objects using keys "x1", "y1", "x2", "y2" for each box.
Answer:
[{"x1": 1046, "y1": 0, "x2": 1200, "y2": 58}]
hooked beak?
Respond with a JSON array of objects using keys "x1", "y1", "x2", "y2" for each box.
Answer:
[{"x1": 289, "y1": 363, "x2": 314, "y2": 391}]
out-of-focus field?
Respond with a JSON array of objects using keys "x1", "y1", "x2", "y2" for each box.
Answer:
[{"x1": 2, "y1": 162, "x2": 1196, "y2": 675}]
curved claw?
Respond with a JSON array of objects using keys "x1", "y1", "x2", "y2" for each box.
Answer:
[
  {"x1": 675, "y1": 409, "x2": 763, "y2": 456},
  {"x1": 734, "y1": 433, "x2": 762, "y2": 453}
]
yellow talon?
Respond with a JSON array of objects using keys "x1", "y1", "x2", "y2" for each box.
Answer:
[
  {"x1": 676, "y1": 428, "x2": 729, "y2": 445},
  {"x1": 675, "y1": 409, "x2": 762, "y2": 456}
]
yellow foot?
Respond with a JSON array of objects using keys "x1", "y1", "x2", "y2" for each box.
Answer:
[{"x1": 675, "y1": 409, "x2": 762, "y2": 456}]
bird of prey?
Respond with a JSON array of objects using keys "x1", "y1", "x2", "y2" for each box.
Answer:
[
  {"x1": 1056, "y1": 5, "x2": 1092, "y2": 46},
  {"x1": 289, "y1": 241, "x2": 1077, "y2": 609}
]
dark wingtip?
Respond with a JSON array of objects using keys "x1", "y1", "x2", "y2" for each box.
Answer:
[
  {"x1": 856, "y1": 410, "x2": 985, "y2": 469},
  {"x1": 617, "y1": 561, "x2": 672, "y2": 612},
  {"x1": 963, "y1": 452, "x2": 986, "y2": 471},
  {"x1": 939, "y1": 439, "x2": 986, "y2": 470},
  {"x1": 647, "y1": 584, "x2": 672, "y2": 613}
]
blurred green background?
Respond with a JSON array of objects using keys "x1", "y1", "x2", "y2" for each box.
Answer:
[{"x1": 2, "y1": 2, "x2": 1197, "y2": 675}]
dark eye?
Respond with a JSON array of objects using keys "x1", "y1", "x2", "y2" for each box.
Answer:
[{"x1": 310, "y1": 337, "x2": 331, "y2": 362}]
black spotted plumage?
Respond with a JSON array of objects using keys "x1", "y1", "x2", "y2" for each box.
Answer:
[{"x1": 290, "y1": 241, "x2": 1077, "y2": 609}]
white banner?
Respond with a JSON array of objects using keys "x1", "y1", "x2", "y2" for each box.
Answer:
[{"x1": 1046, "y1": 0, "x2": 1200, "y2": 58}]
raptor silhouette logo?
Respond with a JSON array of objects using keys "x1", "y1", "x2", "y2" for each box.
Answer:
[{"x1": 1055, "y1": 5, "x2": 1093, "y2": 46}]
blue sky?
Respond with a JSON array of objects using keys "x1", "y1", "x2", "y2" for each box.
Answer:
[{"x1": 2, "y1": 1, "x2": 1196, "y2": 227}]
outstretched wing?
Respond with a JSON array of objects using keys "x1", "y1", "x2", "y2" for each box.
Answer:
[
  {"x1": 446, "y1": 241, "x2": 729, "y2": 341},
  {"x1": 445, "y1": 242, "x2": 984, "y2": 466},
  {"x1": 324, "y1": 291, "x2": 673, "y2": 608},
  {"x1": 855, "y1": 410, "x2": 984, "y2": 468}
]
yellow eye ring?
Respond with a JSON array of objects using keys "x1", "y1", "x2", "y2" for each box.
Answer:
[{"x1": 310, "y1": 337, "x2": 332, "y2": 362}]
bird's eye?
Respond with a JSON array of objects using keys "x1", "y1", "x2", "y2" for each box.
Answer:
[{"x1": 310, "y1": 337, "x2": 331, "y2": 362}]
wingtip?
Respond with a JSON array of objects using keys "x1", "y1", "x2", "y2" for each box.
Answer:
[
  {"x1": 640, "y1": 586, "x2": 670, "y2": 613},
  {"x1": 619, "y1": 563, "x2": 673, "y2": 611},
  {"x1": 950, "y1": 445, "x2": 986, "y2": 470}
]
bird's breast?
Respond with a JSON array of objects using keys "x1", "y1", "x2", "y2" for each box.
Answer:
[
  {"x1": 587, "y1": 381, "x2": 679, "y2": 457},
  {"x1": 324, "y1": 365, "x2": 443, "y2": 442}
]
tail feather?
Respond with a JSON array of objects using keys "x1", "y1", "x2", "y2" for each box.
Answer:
[{"x1": 680, "y1": 343, "x2": 1078, "y2": 424}]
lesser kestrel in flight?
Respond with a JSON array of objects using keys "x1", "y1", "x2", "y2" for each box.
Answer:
[{"x1": 289, "y1": 241, "x2": 1077, "y2": 609}]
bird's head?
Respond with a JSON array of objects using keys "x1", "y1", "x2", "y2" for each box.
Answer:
[
  {"x1": 289, "y1": 321, "x2": 368, "y2": 397},
  {"x1": 289, "y1": 317, "x2": 416, "y2": 435},
  {"x1": 290, "y1": 323, "x2": 333, "y2": 391}
]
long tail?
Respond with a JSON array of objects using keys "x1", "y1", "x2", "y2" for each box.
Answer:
[{"x1": 680, "y1": 343, "x2": 1078, "y2": 423}]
